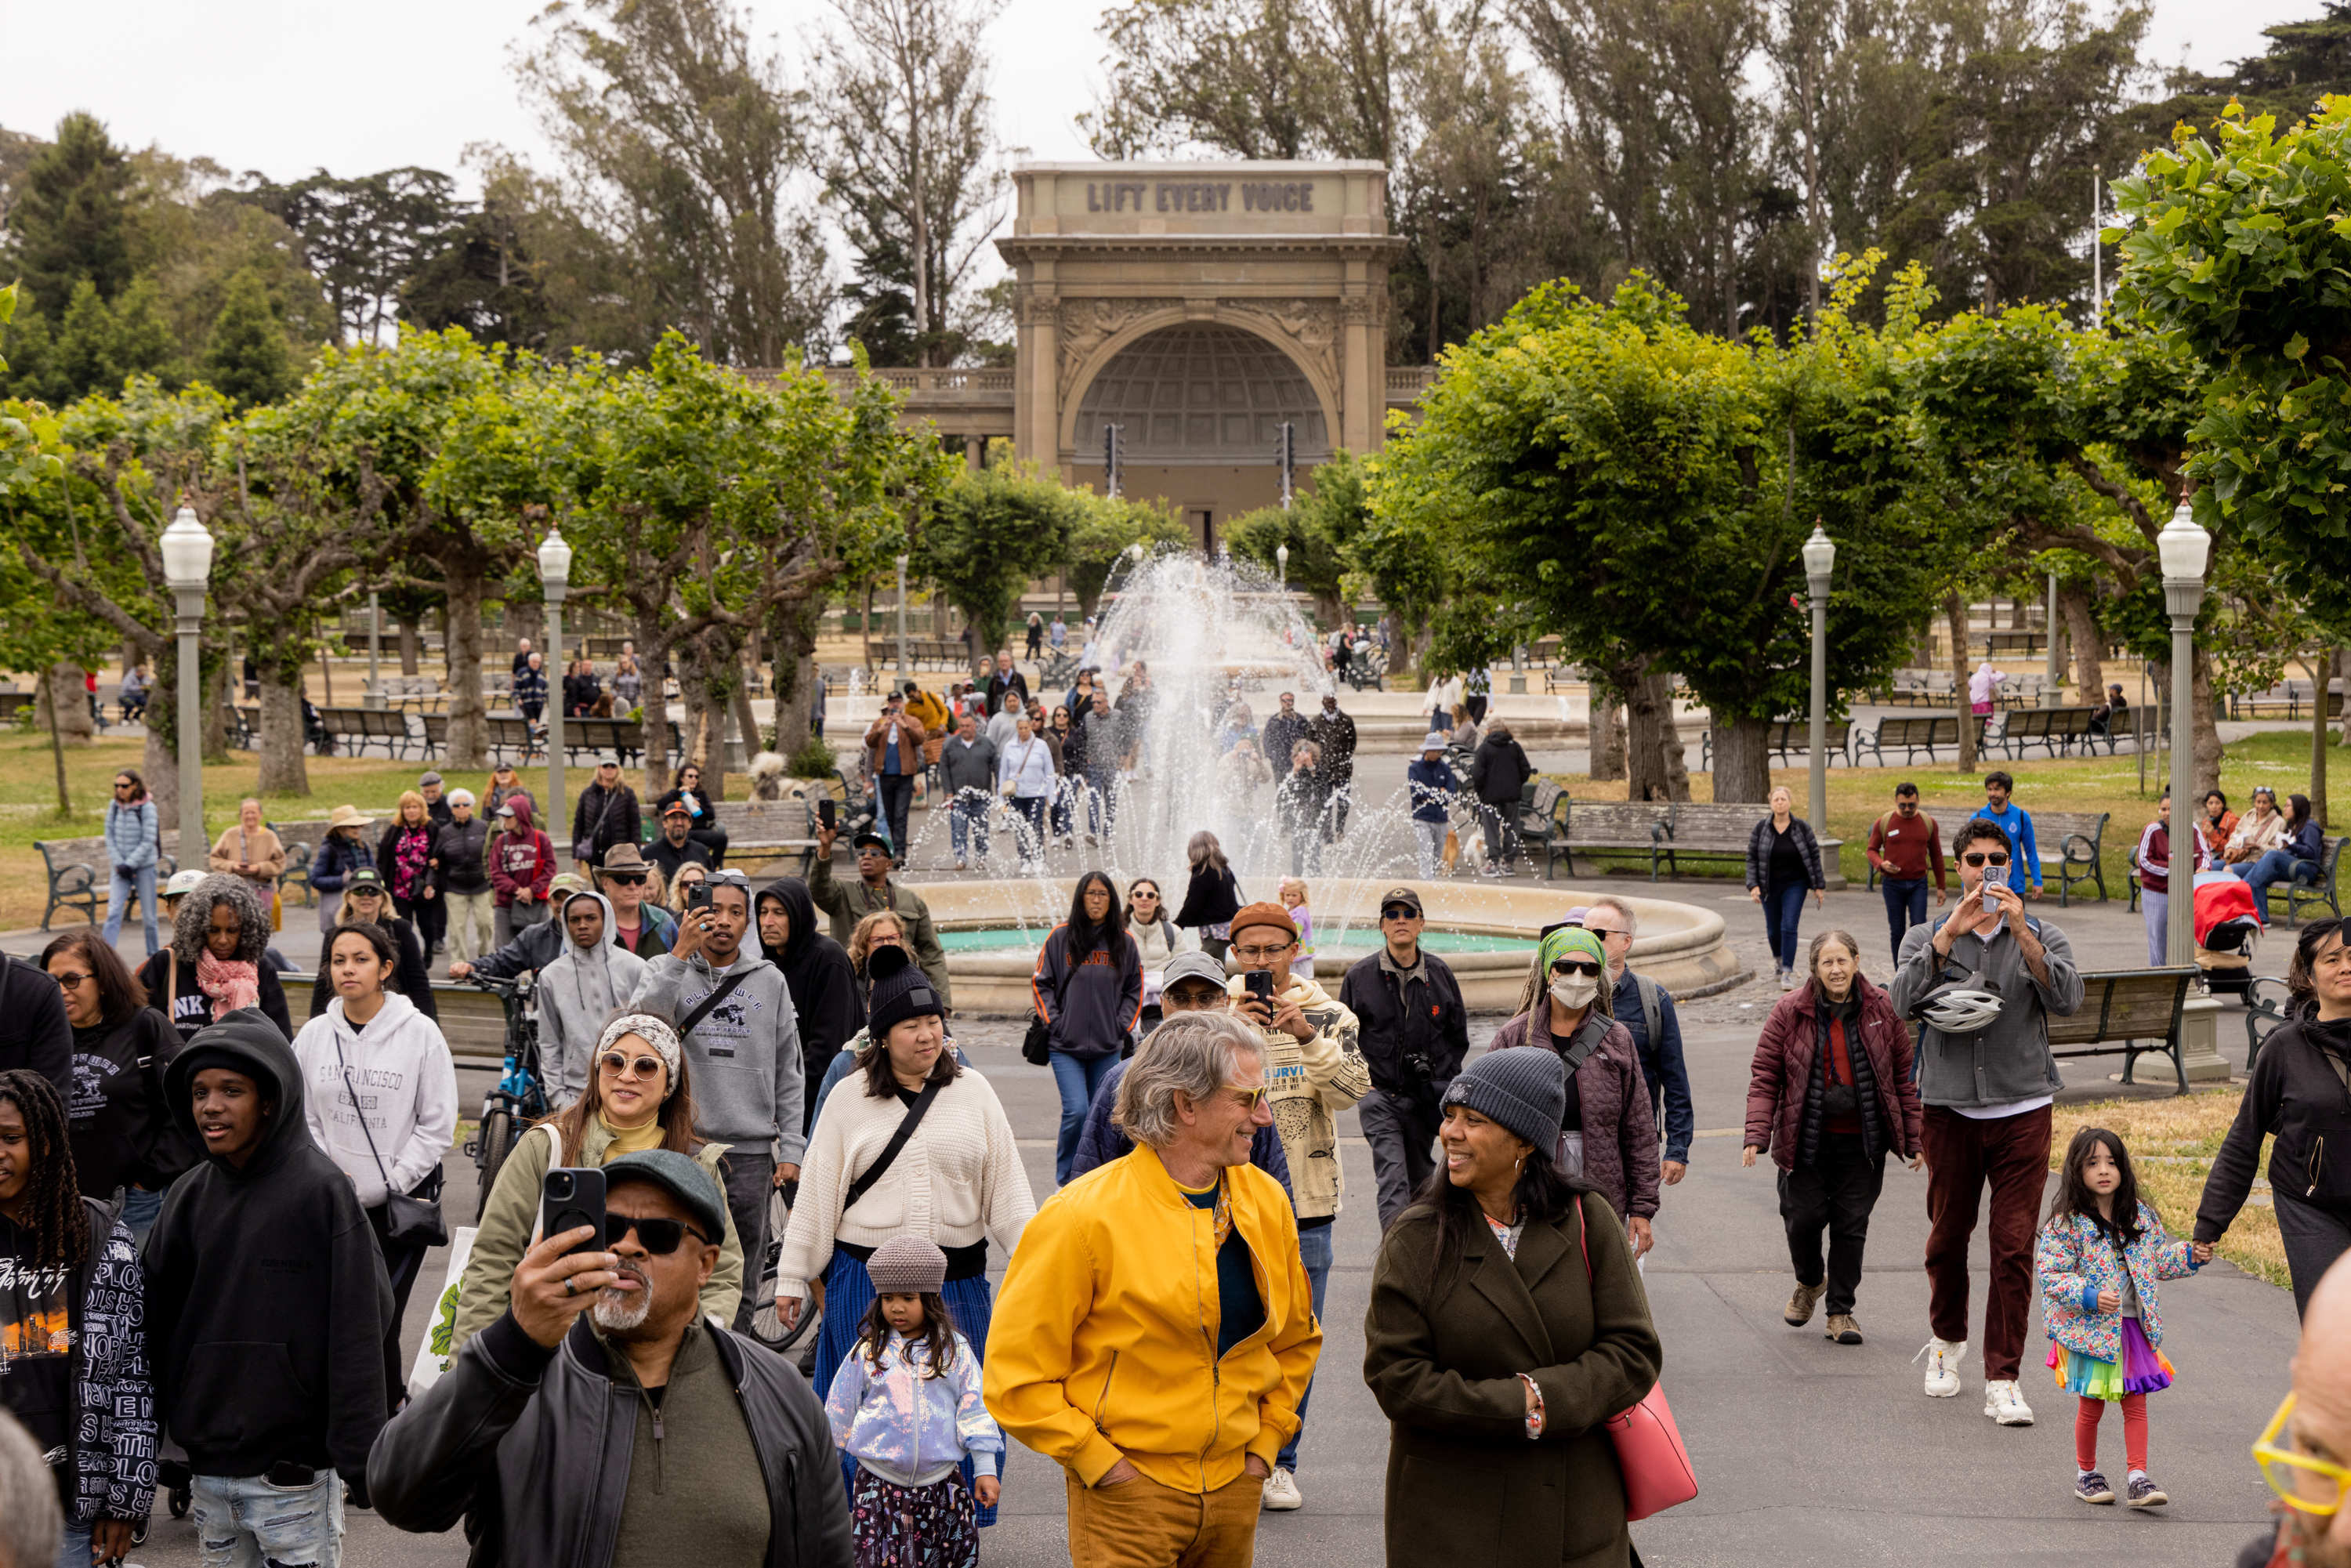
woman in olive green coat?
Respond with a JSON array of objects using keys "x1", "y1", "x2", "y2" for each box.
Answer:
[{"x1": 1364, "y1": 1047, "x2": 1664, "y2": 1568}]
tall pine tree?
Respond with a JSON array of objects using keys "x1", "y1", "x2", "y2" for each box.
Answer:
[{"x1": 5, "y1": 112, "x2": 137, "y2": 313}]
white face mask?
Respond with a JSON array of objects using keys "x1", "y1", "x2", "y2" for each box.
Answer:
[{"x1": 1549, "y1": 973, "x2": 1599, "y2": 1010}]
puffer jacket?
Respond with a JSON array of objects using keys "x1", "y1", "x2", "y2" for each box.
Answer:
[
  {"x1": 1744, "y1": 813, "x2": 1826, "y2": 893},
  {"x1": 1488, "y1": 1009, "x2": 1660, "y2": 1222},
  {"x1": 1742, "y1": 977, "x2": 1922, "y2": 1171},
  {"x1": 368, "y1": 1313, "x2": 849, "y2": 1568},
  {"x1": 2036, "y1": 1201, "x2": 2200, "y2": 1361}
]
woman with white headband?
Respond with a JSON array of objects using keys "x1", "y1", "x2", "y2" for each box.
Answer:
[{"x1": 451, "y1": 1009, "x2": 744, "y2": 1349}]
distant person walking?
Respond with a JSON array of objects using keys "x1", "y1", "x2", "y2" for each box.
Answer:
[
  {"x1": 1747, "y1": 785, "x2": 1827, "y2": 990},
  {"x1": 1976, "y1": 771, "x2": 2041, "y2": 901},
  {"x1": 2133, "y1": 791, "x2": 2206, "y2": 967},
  {"x1": 1865, "y1": 782, "x2": 1947, "y2": 962},
  {"x1": 103, "y1": 770, "x2": 162, "y2": 956},
  {"x1": 1031, "y1": 871, "x2": 1144, "y2": 1184},
  {"x1": 1469, "y1": 719, "x2": 1532, "y2": 878}
]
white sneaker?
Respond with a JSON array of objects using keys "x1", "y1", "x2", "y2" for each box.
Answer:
[
  {"x1": 1917, "y1": 1337, "x2": 1965, "y2": 1397},
  {"x1": 1262, "y1": 1467, "x2": 1303, "y2": 1511},
  {"x1": 1983, "y1": 1379, "x2": 2034, "y2": 1425}
]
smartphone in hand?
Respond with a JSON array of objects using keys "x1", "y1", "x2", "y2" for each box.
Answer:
[{"x1": 543, "y1": 1168, "x2": 607, "y2": 1257}]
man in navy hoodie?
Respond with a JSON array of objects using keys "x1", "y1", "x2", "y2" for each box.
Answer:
[{"x1": 146, "y1": 1009, "x2": 390, "y2": 1568}]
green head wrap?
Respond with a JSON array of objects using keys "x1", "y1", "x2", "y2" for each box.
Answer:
[{"x1": 1538, "y1": 925, "x2": 1607, "y2": 972}]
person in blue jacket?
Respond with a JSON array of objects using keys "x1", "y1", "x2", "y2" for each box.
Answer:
[
  {"x1": 1576, "y1": 897, "x2": 1696, "y2": 1189},
  {"x1": 1405, "y1": 731, "x2": 1459, "y2": 878},
  {"x1": 1975, "y1": 771, "x2": 2042, "y2": 900},
  {"x1": 103, "y1": 769, "x2": 162, "y2": 956}
]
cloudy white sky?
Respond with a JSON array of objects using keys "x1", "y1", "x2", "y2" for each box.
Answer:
[{"x1": 0, "y1": 0, "x2": 2290, "y2": 242}]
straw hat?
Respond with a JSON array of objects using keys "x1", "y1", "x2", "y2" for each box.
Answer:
[{"x1": 328, "y1": 804, "x2": 374, "y2": 831}]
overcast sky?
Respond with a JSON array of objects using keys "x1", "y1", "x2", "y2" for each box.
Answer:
[{"x1": 0, "y1": 0, "x2": 2289, "y2": 252}]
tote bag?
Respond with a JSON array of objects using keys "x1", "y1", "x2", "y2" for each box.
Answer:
[{"x1": 1576, "y1": 1194, "x2": 1697, "y2": 1520}]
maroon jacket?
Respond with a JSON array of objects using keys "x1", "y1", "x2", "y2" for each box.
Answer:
[
  {"x1": 1743, "y1": 976, "x2": 1923, "y2": 1171},
  {"x1": 1489, "y1": 1009, "x2": 1660, "y2": 1222}
]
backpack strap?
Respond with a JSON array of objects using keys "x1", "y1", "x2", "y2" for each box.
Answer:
[{"x1": 1632, "y1": 973, "x2": 1663, "y2": 1055}]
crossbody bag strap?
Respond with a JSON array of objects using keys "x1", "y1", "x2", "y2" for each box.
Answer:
[
  {"x1": 676, "y1": 968, "x2": 753, "y2": 1037},
  {"x1": 1559, "y1": 1010, "x2": 1612, "y2": 1077},
  {"x1": 329, "y1": 1030, "x2": 397, "y2": 1192},
  {"x1": 842, "y1": 1077, "x2": 945, "y2": 1212}
]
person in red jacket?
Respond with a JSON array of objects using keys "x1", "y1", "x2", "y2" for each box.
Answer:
[
  {"x1": 489, "y1": 797, "x2": 556, "y2": 948},
  {"x1": 1741, "y1": 929, "x2": 1923, "y2": 1346}
]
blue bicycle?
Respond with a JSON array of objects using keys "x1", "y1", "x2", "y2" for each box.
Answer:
[{"x1": 465, "y1": 971, "x2": 549, "y2": 1219}]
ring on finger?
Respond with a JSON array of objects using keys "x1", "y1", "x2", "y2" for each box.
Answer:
[{"x1": 563, "y1": 1277, "x2": 577, "y2": 1298}]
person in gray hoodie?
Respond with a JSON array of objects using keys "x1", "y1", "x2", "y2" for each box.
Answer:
[
  {"x1": 538, "y1": 889, "x2": 650, "y2": 1108},
  {"x1": 1891, "y1": 816, "x2": 2083, "y2": 1429},
  {"x1": 627, "y1": 868, "x2": 803, "y2": 1331},
  {"x1": 937, "y1": 711, "x2": 999, "y2": 868}
]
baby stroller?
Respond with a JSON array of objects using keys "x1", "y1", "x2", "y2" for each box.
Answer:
[{"x1": 2193, "y1": 874, "x2": 2262, "y2": 999}]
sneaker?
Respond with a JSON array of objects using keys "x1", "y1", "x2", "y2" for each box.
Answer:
[
  {"x1": 1480, "y1": 861, "x2": 1501, "y2": 878},
  {"x1": 1826, "y1": 1313, "x2": 1863, "y2": 1345},
  {"x1": 2075, "y1": 1472, "x2": 2115, "y2": 1505},
  {"x1": 955, "y1": 860, "x2": 968, "y2": 872},
  {"x1": 2125, "y1": 1475, "x2": 2168, "y2": 1508},
  {"x1": 1780, "y1": 971, "x2": 1795, "y2": 991},
  {"x1": 1262, "y1": 1467, "x2": 1303, "y2": 1511},
  {"x1": 1983, "y1": 1379, "x2": 2034, "y2": 1425},
  {"x1": 1784, "y1": 1280, "x2": 1825, "y2": 1326},
  {"x1": 1916, "y1": 1337, "x2": 1965, "y2": 1397}
]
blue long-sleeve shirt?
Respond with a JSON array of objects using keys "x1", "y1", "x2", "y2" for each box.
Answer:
[
  {"x1": 1067, "y1": 1054, "x2": 1293, "y2": 1197},
  {"x1": 1405, "y1": 758, "x2": 1457, "y2": 824},
  {"x1": 105, "y1": 798, "x2": 158, "y2": 871},
  {"x1": 1613, "y1": 968, "x2": 1694, "y2": 1165},
  {"x1": 1974, "y1": 801, "x2": 2038, "y2": 894}
]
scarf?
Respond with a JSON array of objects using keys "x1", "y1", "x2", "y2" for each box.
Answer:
[{"x1": 195, "y1": 947, "x2": 261, "y2": 1020}]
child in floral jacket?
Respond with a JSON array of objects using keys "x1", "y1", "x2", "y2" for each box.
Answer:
[{"x1": 2036, "y1": 1125, "x2": 2211, "y2": 1512}]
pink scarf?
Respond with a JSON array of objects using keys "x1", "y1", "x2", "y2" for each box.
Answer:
[{"x1": 195, "y1": 948, "x2": 261, "y2": 1020}]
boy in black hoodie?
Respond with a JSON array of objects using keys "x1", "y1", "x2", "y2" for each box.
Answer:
[{"x1": 145, "y1": 1009, "x2": 390, "y2": 1566}]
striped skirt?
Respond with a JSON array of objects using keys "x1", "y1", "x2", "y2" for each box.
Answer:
[{"x1": 816, "y1": 1246, "x2": 999, "y2": 1528}]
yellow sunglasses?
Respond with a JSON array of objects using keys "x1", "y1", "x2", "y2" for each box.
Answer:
[{"x1": 2255, "y1": 1392, "x2": 2351, "y2": 1515}]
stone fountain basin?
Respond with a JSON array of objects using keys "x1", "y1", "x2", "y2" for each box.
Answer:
[{"x1": 914, "y1": 876, "x2": 1745, "y2": 1016}]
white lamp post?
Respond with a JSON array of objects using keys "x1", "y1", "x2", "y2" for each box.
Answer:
[
  {"x1": 366, "y1": 588, "x2": 384, "y2": 709},
  {"x1": 1276, "y1": 542, "x2": 1288, "y2": 590},
  {"x1": 538, "y1": 528, "x2": 573, "y2": 835},
  {"x1": 160, "y1": 506, "x2": 216, "y2": 859},
  {"x1": 2157, "y1": 501, "x2": 2211, "y2": 968},
  {"x1": 895, "y1": 554, "x2": 911, "y2": 689},
  {"x1": 1801, "y1": 523, "x2": 1836, "y2": 833}
]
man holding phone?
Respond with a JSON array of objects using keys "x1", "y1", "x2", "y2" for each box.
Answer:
[
  {"x1": 810, "y1": 826, "x2": 953, "y2": 1006},
  {"x1": 630, "y1": 871, "x2": 805, "y2": 1332},
  {"x1": 1893, "y1": 817, "x2": 2083, "y2": 1430},
  {"x1": 369, "y1": 1150, "x2": 851, "y2": 1566},
  {"x1": 1223, "y1": 900, "x2": 1368, "y2": 1513}
]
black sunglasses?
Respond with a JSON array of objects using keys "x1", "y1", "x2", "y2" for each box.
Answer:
[
  {"x1": 603, "y1": 872, "x2": 647, "y2": 886},
  {"x1": 611, "y1": 1214, "x2": 710, "y2": 1255},
  {"x1": 1380, "y1": 906, "x2": 1418, "y2": 922},
  {"x1": 1962, "y1": 852, "x2": 2010, "y2": 867},
  {"x1": 1549, "y1": 958, "x2": 1604, "y2": 978}
]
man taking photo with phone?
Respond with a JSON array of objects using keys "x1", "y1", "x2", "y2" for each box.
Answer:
[
  {"x1": 630, "y1": 871, "x2": 804, "y2": 1331},
  {"x1": 1225, "y1": 900, "x2": 1368, "y2": 1513},
  {"x1": 1893, "y1": 818, "x2": 2083, "y2": 1430}
]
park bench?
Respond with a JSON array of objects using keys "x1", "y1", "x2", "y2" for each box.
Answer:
[
  {"x1": 1697, "y1": 718, "x2": 1853, "y2": 772},
  {"x1": 484, "y1": 712, "x2": 542, "y2": 761},
  {"x1": 315, "y1": 704, "x2": 417, "y2": 759},
  {"x1": 1853, "y1": 713, "x2": 1988, "y2": 766},
  {"x1": 1513, "y1": 780, "x2": 1572, "y2": 879},
  {"x1": 2024, "y1": 809, "x2": 2111, "y2": 905},
  {"x1": 1982, "y1": 629, "x2": 2045, "y2": 657},
  {"x1": 2251, "y1": 835, "x2": 2346, "y2": 929},
  {"x1": 557, "y1": 715, "x2": 684, "y2": 766},
  {"x1": 1881, "y1": 669, "x2": 1958, "y2": 708},
  {"x1": 704, "y1": 799, "x2": 821, "y2": 874},
  {"x1": 1994, "y1": 705, "x2": 2110, "y2": 759},
  {"x1": 270, "y1": 819, "x2": 339, "y2": 907},
  {"x1": 226, "y1": 704, "x2": 259, "y2": 751},
  {"x1": 1559, "y1": 800, "x2": 1670, "y2": 878},
  {"x1": 35, "y1": 833, "x2": 180, "y2": 929},
  {"x1": 2048, "y1": 968, "x2": 2197, "y2": 1095},
  {"x1": 2232, "y1": 679, "x2": 2344, "y2": 721},
  {"x1": 1658, "y1": 802, "x2": 1773, "y2": 882},
  {"x1": 864, "y1": 637, "x2": 970, "y2": 673}
]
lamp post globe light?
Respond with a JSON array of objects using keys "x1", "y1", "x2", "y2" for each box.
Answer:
[
  {"x1": 160, "y1": 506, "x2": 215, "y2": 857},
  {"x1": 2157, "y1": 500, "x2": 2211, "y2": 968},
  {"x1": 1276, "y1": 542, "x2": 1288, "y2": 588},
  {"x1": 538, "y1": 527, "x2": 572, "y2": 835},
  {"x1": 1801, "y1": 522, "x2": 1836, "y2": 838}
]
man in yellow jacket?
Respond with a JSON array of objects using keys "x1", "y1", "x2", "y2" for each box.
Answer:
[{"x1": 986, "y1": 1011, "x2": 1321, "y2": 1568}]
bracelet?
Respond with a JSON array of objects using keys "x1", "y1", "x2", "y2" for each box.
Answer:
[{"x1": 1517, "y1": 1373, "x2": 1545, "y2": 1440}]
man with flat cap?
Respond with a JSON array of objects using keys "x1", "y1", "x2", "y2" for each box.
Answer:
[
  {"x1": 809, "y1": 822, "x2": 951, "y2": 1007},
  {"x1": 370, "y1": 1147, "x2": 851, "y2": 1566}
]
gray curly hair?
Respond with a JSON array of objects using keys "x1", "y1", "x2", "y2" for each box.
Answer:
[
  {"x1": 1112, "y1": 1011, "x2": 1265, "y2": 1149},
  {"x1": 172, "y1": 874, "x2": 270, "y2": 965}
]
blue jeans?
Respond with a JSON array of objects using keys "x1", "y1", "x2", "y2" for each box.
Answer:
[
  {"x1": 947, "y1": 792, "x2": 990, "y2": 861},
  {"x1": 2238, "y1": 849, "x2": 2320, "y2": 911},
  {"x1": 189, "y1": 1471, "x2": 345, "y2": 1568},
  {"x1": 56, "y1": 1525, "x2": 91, "y2": 1568},
  {"x1": 1276, "y1": 1220, "x2": 1334, "y2": 1473},
  {"x1": 103, "y1": 863, "x2": 159, "y2": 955},
  {"x1": 121, "y1": 1181, "x2": 169, "y2": 1248},
  {"x1": 1050, "y1": 1049, "x2": 1118, "y2": 1186},
  {"x1": 1880, "y1": 877, "x2": 1929, "y2": 964},
  {"x1": 1762, "y1": 882, "x2": 1807, "y2": 973},
  {"x1": 1008, "y1": 795, "x2": 1045, "y2": 858}
]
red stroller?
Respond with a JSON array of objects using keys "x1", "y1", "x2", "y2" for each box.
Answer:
[{"x1": 2193, "y1": 875, "x2": 2262, "y2": 998}]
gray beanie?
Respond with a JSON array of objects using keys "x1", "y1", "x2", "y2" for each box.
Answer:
[
  {"x1": 867, "y1": 1235, "x2": 948, "y2": 1295},
  {"x1": 1441, "y1": 1048, "x2": 1567, "y2": 1152}
]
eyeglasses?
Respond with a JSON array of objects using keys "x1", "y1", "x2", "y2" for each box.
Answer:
[
  {"x1": 1962, "y1": 853, "x2": 2010, "y2": 867},
  {"x1": 1380, "y1": 907, "x2": 1418, "y2": 922},
  {"x1": 51, "y1": 971, "x2": 92, "y2": 990},
  {"x1": 1132, "y1": 890, "x2": 1158, "y2": 900},
  {"x1": 603, "y1": 873, "x2": 647, "y2": 886},
  {"x1": 610, "y1": 1214, "x2": 710, "y2": 1256},
  {"x1": 1550, "y1": 958, "x2": 1604, "y2": 978},
  {"x1": 600, "y1": 1052, "x2": 664, "y2": 1079},
  {"x1": 1223, "y1": 1084, "x2": 1270, "y2": 1110},
  {"x1": 2256, "y1": 1393, "x2": 2351, "y2": 1515},
  {"x1": 1233, "y1": 943, "x2": 1293, "y2": 962}
]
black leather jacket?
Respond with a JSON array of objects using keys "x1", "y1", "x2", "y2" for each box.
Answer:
[{"x1": 368, "y1": 1312, "x2": 851, "y2": 1568}]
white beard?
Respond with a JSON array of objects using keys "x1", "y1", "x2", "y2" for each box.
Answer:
[{"x1": 590, "y1": 1267, "x2": 654, "y2": 1331}]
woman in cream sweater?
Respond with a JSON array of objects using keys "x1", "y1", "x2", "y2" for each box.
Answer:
[{"x1": 778, "y1": 947, "x2": 1034, "y2": 1525}]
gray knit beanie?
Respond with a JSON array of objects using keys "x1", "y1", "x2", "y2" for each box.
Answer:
[
  {"x1": 867, "y1": 1235, "x2": 948, "y2": 1295},
  {"x1": 1441, "y1": 1048, "x2": 1567, "y2": 1151}
]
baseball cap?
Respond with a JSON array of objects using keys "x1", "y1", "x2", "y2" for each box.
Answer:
[
  {"x1": 496, "y1": 801, "x2": 517, "y2": 817},
  {"x1": 346, "y1": 867, "x2": 386, "y2": 893},
  {"x1": 852, "y1": 830, "x2": 893, "y2": 855},
  {"x1": 1378, "y1": 885, "x2": 1424, "y2": 916},
  {"x1": 661, "y1": 800, "x2": 691, "y2": 818},
  {"x1": 596, "y1": 749, "x2": 621, "y2": 767},
  {"x1": 163, "y1": 868, "x2": 207, "y2": 899},
  {"x1": 1162, "y1": 951, "x2": 1230, "y2": 992}
]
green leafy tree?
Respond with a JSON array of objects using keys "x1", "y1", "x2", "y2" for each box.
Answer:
[
  {"x1": 200, "y1": 270, "x2": 297, "y2": 407},
  {"x1": 1225, "y1": 450, "x2": 1376, "y2": 631},
  {"x1": 914, "y1": 462, "x2": 1078, "y2": 654},
  {"x1": 1060, "y1": 490, "x2": 1187, "y2": 621}
]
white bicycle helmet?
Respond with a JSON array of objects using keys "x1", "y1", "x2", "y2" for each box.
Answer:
[{"x1": 1914, "y1": 981, "x2": 2004, "y2": 1034}]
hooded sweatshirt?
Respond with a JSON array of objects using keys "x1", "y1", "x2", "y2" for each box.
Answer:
[
  {"x1": 1031, "y1": 922, "x2": 1144, "y2": 1060},
  {"x1": 763, "y1": 879, "x2": 861, "y2": 1137},
  {"x1": 1223, "y1": 969, "x2": 1370, "y2": 1222},
  {"x1": 629, "y1": 940, "x2": 808, "y2": 1162},
  {"x1": 538, "y1": 889, "x2": 650, "y2": 1106},
  {"x1": 146, "y1": 1009, "x2": 391, "y2": 1483},
  {"x1": 294, "y1": 990, "x2": 460, "y2": 1208},
  {"x1": 489, "y1": 800, "x2": 556, "y2": 909}
]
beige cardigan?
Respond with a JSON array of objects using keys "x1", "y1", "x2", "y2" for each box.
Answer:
[
  {"x1": 209, "y1": 823, "x2": 286, "y2": 886},
  {"x1": 776, "y1": 1066, "x2": 1034, "y2": 1297}
]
